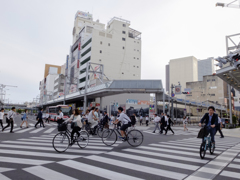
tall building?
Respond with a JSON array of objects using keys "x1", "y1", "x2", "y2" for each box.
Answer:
[
  {"x1": 198, "y1": 57, "x2": 215, "y2": 81},
  {"x1": 66, "y1": 11, "x2": 142, "y2": 94},
  {"x1": 165, "y1": 64, "x2": 169, "y2": 92},
  {"x1": 168, "y1": 56, "x2": 198, "y2": 97}
]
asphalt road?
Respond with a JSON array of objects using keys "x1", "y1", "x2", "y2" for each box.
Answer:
[{"x1": 0, "y1": 116, "x2": 240, "y2": 180}]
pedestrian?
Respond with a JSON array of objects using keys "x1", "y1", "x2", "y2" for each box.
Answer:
[
  {"x1": 88, "y1": 107, "x2": 97, "y2": 134},
  {"x1": 164, "y1": 113, "x2": 168, "y2": 128},
  {"x1": 59, "y1": 109, "x2": 63, "y2": 120},
  {"x1": 183, "y1": 116, "x2": 188, "y2": 131},
  {"x1": 110, "y1": 115, "x2": 115, "y2": 126},
  {"x1": 160, "y1": 113, "x2": 166, "y2": 134},
  {"x1": 215, "y1": 116, "x2": 224, "y2": 138},
  {"x1": 2, "y1": 107, "x2": 16, "y2": 133},
  {"x1": 152, "y1": 114, "x2": 161, "y2": 133},
  {"x1": 140, "y1": 115, "x2": 143, "y2": 126},
  {"x1": 45, "y1": 113, "x2": 50, "y2": 124},
  {"x1": 165, "y1": 115, "x2": 174, "y2": 135},
  {"x1": 35, "y1": 108, "x2": 45, "y2": 128},
  {"x1": 0, "y1": 108, "x2": 4, "y2": 130},
  {"x1": 145, "y1": 115, "x2": 149, "y2": 126},
  {"x1": 20, "y1": 109, "x2": 29, "y2": 128}
]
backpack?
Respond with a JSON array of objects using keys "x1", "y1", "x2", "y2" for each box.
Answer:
[{"x1": 130, "y1": 116, "x2": 136, "y2": 125}]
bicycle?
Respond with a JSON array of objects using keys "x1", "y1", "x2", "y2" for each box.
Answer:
[
  {"x1": 96, "y1": 122, "x2": 110, "y2": 138},
  {"x1": 52, "y1": 122, "x2": 89, "y2": 153},
  {"x1": 102, "y1": 124, "x2": 144, "y2": 147},
  {"x1": 199, "y1": 129, "x2": 215, "y2": 159}
]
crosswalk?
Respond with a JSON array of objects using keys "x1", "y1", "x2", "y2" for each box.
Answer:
[
  {"x1": 1, "y1": 135, "x2": 240, "y2": 179},
  {"x1": 1, "y1": 123, "x2": 58, "y2": 134}
]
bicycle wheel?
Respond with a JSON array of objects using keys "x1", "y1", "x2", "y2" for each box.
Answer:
[
  {"x1": 200, "y1": 142, "x2": 206, "y2": 159},
  {"x1": 52, "y1": 132, "x2": 70, "y2": 153},
  {"x1": 127, "y1": 129, "x2": 144, "y2": 147},
  {"x1": 77, "y1": 130, "x2": 89, "y2": 149},
  {"x1": 97, "y1": 126, "x2": 109, "y2": 138},
  {"x1": 209, "y1": 142, "x2": 215, "y2": 154},
  {"x1": 85, "y1": 124, "x2": 91, "y2": 134},
  {"x1": 102, "y1": 129, "x2": 117, "y2": 146}
]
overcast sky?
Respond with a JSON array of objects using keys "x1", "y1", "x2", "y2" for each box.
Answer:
[{"x1": 0, "y1": 0, "x2": 240, "y2": 103}]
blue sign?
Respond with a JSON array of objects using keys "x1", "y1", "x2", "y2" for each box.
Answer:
[
  {"x1": 177, "y1": 99, "x2": 183, "y2": 102},
  {"x1": 171, "y1": 93, "x2": 175, "y2": 97},
  {"x1": 126, "y1": 99, "x2": 138, "y2": 104}
]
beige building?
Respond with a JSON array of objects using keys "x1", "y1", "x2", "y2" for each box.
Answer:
[{"x1": 169, "y1": 56, "x2": 198, "y2": 98}]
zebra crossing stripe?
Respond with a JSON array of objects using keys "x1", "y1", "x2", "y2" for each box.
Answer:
[
  {"x1": 233, "y1": 158, "x2": 240, "y2": 163},
  {"x1": 0, "y1": 156, "x2": 53, "y2": 165},
  {"x1": 85, "y1": 155, "x2": 188, "y2": 180},
  {"x1": 23, "y1": 166, "x2": 78, "y2": 180},
  {"x1": 44, "y1": 128, "x2": 56, "y2": 133},
  {"x1": 0, "y1": 173, "x2": 11, "y2": 180},
  {"x1": 138, "y1": 146, "x2": 216, "y2": 158},
  {"x1": 228, "y1": 163, "x2": 240, "y2": 169},
  {"x1": 165, "y1": 141, "x2": 237, "y2": 148},
  {"x1": 149, "y1": 144, "x2": 222, "y2": 154},
  {"x1": 16, "y1": 127, "x2": 34, "y2": 133},
  {"x1": 30, "y1": 128, "x2": 45, "y2": 133},
  {"x1": 0, "y1": 167, "x2": 15, "y2": 173},
  {"x1": 2, "y1": 141, "x2": 113, "y2": 150},
  {"x1": 2, "y1": 127, "x2": 21, "y2": 133},
  {"x1": 0, "y1": 144, "x2": 107, "y2": 154},
  {"x1": 107, "y1": 152, "x2": 200, "y2": 170},
  {"x1": 0, "y1": 149, "x2": 81, "y2": 159},
  {"x1": 29, "y1": 123, "x2": 35, "y2": 126},
  {"x1": 58, "y1": 160, "x2": 144, "y2": 180},
  {"x1": 220, "y1": 171, "x2": 240, "y2": 179},
  {"x1": 123, "y1": 149, "x2": 209, "y2": 164}
]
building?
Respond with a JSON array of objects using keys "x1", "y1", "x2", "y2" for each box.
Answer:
[
  {"x1": 44, "y1": 64, "x2": 61, "y2": 79},
  {"x1": 168, "y1": 56, "x2": 198, "y2": 98},
  {"x1": 165, "y1": 64, "x2": 169, "y2": 92},
  {"x1": 65, "y1": 11, "x2": 142, "y2": 95},
  {"x1": 198, "y1": 57, "x2": 215, "y2": 81},
  {"x1": 53, "y1": 74, "x2": 65, "y2": 99}
]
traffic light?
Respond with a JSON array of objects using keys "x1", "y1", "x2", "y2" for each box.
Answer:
[
  {"x1": 215, "y1": 57, "x2": 227, "y2": 68},
  {"x1": 182, "y1": 92, "x2": 190, "y2": 94},
  {"x1": 232, "y1": 53, "x2": 240, "y2": 61}
]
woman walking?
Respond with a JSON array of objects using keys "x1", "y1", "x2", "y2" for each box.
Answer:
[
  {"x1": 183, "y1": 116, "x2": 188, "y2": 131},
  {"x1": 20, "y1": 110, "x2": 29, "y2": 128},
  {"x1": 0, "y1": 108, "x2": 4, "y2": 130},
  {"x1": 165, "y1": 115, "x2": 174, "y2": 135}
]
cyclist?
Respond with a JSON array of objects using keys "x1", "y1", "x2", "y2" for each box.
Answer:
[
  {"x1": 64, "y1": 108, "x2": 82, "y2": 146},
  {"x1": 199, "y1": 106, "x2": 218, "y2": 146},
  {"x1": 113, "y1": 107, "x2": 131, "y2": 141}
]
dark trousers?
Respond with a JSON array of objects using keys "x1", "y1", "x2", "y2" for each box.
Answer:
[
  {"x1": 202, "y1": 127, "x2": 216, "y2": 143},
  {"x1": 0, "y1": 120, "x2": 3, "y2": 128},
  {"x1": 140, "y1": 120, "x2": 143, "y2": 126},
  {"x1": 45, "y1": 118, "x2": 50, "y2": 123},
  {"x1": 215, "y1": 124, "x2": 224, "y2": 137},
  {"x1": 146, "y1": 120, "x2": 149, "y2": 126},
  {"x1": 35, "y1": 119, "x2": 45, "y2": 127},
  {"x1": 71, "y1": 126, "x2": 81, "y2": 142},
  {"x1": 3, "y1": 120, "x2": 13, "y2": 132},
  {"x1": 165, "y1": 125, "x2": 174, "y2": 134},
  {"x1": 160, "y1": 124, "x2": 166, "y2": 134}
]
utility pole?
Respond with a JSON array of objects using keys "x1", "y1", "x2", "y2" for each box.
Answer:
[{"x1": 171, "y1": 84, "x2": 174, "y2": 120}]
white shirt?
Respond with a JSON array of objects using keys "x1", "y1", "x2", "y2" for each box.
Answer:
[
  {"x1": 145, "y1": 117, "x2": 149, "y2": 120},
  {"x1": 7, "y1": 111, "x2": 15, "y2": 120},
  {"x1": 88, "y1": 110, "x2": 94, "y2": 122},
  {"x1": 0, "y1": 112, "x2": 4, "y2": 120},
  {"x1": 94, "y1": 111, "x2": 99, "y2": 120},
  {"x1": 111, "y1": 116, "x2": 115, "y2": 121},
  {"x1": 118, "y1": 112, "x2": 131, "y2": 124},
  {"x1": 152, "y1": 116, "x2": 160, "y2": 123},
  {"x1": 218, "y1": 117, "x2": 222, "y2": 124},
  {"x1": 59, "y1": 112, "x2": 63, "y2": 119},
  {"x1": 140, "y1": 116, "x2": 143, "y2": 120},
  {"x1": 165, "y1": 116, "x2": 169, "y2": 125}
]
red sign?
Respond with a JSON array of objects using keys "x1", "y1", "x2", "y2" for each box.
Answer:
[
  {"x1": 77, "y1": 60, "x2": 79, "y2": 68},
  {"x1": 78, "y1": 42, "x2": 81, "y2": 50}
]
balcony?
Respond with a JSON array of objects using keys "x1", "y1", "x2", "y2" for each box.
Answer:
[
  {"x1": 79, "y1": 72, "x2": 86, "y2": 80},
  {"x1": 81, "y1": 51, "x2": 91, "y2": 65},
  {"x1": 80, "y1": 63, "x2": 87, "y2": 72},
  {"x1": 78, "y1": 82, "x2": 86, "y2": 88},
  {"x1": 81, "y1": 42, "x2": 92, "y2": 55}
]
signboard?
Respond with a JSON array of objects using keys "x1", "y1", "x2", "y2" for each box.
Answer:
[
  {"x1": 59, "y1": 92, "x2": 64, "y2": 97},
  {"x1": 126, "y1": 99, "x2": 138, "y2": 104},
  {"x1": 94, "y1": 65, "x2": 100, "y2": 79},
  {"x1": 171, "y1": 93, "x2": 175, "y2": 97},
  {"x1": 184, "y1": 88, "x2": 191, "y2": 92},
  {"x1": 175, "y1": 85, "x2": 181, "y2": 95},
  {"x1": 75, "y1": 11, "x2": 93, "y2": 20},
  {"x1": 138, "y1": 100, "x2": 150, "y2": 105},
  {"x1": 69, "y1": 84, "x2": 77, "y2": 93}
]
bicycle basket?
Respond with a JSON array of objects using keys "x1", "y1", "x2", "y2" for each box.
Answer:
[
  {"x1": 58, "y1": 123, "x2": 67, "y2": 131},
  {"x1": 57, "y1": 119, "x2": 64, "y2": 124},
  {"x1": 197, "y1": 126, "x2": 209, "y2": 138}
]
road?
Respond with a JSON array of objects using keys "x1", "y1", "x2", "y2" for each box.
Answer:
[{"x1": 0, "y1": 116, "x2": 240, "y2": 180}]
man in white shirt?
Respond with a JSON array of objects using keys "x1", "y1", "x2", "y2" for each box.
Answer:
[
  {"x1": 152, "y1": 114, "x2": 161, "y2": 133},
  {"x1": 88, "y1": 107, "x2": 98, "y2": 129},
  {"x1": 145, "y1": 116, "x2": 149, "y2": 126},
  {"x1": 59, "y1": 110, "x2": 64, "y2": 120},
  {"x1": 2, "y1": 107, "x2": 16, "y2": 133},
  {"x1": 114, "y1": 107, "x2": 132, "y2": 140},
  {"x1": 110, "y1": 115, "x2": 115, "y2": 125},
  {"x1": 216, "y1": 116, "x2": 224, "y2": 138},
  {"x1": 140, "y1": 115, "x2": 143, "y2": 126},
  {"x1": 165, "y1": 113, "x2": 168, "y2": 126},
  {"x1": 0, "y1": 108, "x2": 4, "y2": 129}
]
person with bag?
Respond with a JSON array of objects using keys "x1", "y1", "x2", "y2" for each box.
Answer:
[
  {"x1": 199, "y1": 106, "x2": 218, "y2": 146},
  {"x1": 0, "y1": 108, "x2": 5, "y2": 130},
  {"x1": 165, "y1": 115, "x2": 174, "y2": 135},
  {"x1": 64, "y1": 108, "x2": 82, "y2": 146},
  {"x1": 20, "y1": 109, "x2": 29, "y2": 128},
  {"x1": 160, "y1": 113, "x2": 166, "y2": 134},
  {"x1": 35, "y1": 108, "x2": 45, "y2": 128},
  {"x1": 145, "y1": 115, "x2": 149, "y2": 126},
  {"x1": 2, "y1": 107, "x2": 16, "y2": 133},
  {"x1": 215, "y1": 116, "x2": 224, "y2": 138},
  {"x1": 152, "y1": 114, "x2": 161, "y2": 133}
]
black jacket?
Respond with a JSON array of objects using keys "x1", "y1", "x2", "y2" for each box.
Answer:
[
  {"x1": 37, "y1": 111, "x2": 43, "y2": 120},
  {"x1": 200, "y1": 113, "x2": 218, "y2": 126},
  {"x1": 102, "y1": 114, "x2": 109, "y2": 124},
  {"x1": 161, "y1": 116, "x2": 165, "y2": 124},
  {"x1": 168, "y1": 118, "x2": 174, "y2": 126}
]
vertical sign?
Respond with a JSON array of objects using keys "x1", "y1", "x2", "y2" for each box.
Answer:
[
  {"x1": 175, "y1": 85, "x2": 182, "y2": 95},
  {"x1": 66, "y1": 55, "x2": 69, "y2": 70}
]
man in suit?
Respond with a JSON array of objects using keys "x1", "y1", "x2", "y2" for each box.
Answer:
[
  {"x1": 102, "y1": 111, "x2": 109, "y2": 128},
  {"x1": 160, "y1": 113, "x2": 166, "y2": 134},
  {"x1": 199, "y1": 106, "x2": 218, "y2": 145},
  {"x1": 35, "y1": 108, "x2": 45, "y2": 128}
]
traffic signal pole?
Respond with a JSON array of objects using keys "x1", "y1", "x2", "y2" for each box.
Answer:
[{"x1": 171, "y1": 84, "x2": 174, "y2": 120}]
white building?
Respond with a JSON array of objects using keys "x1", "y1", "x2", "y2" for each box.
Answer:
[
  {"x1": 66, "y1": 11, "x2": 142, "y2": 94},
  {"x1": 198, "y1": 57, "x2": 215, "y2": 81},
  {"x1": 168, "y1": 56, "x2": 198, "y2": 98}
]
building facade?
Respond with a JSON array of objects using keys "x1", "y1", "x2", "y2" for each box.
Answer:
[{"x1": 198, "y1": 57, "x2": 215, "y2": 81}]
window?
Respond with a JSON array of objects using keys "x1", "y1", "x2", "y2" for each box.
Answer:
[
  {"x1": 137, "y1": 58, "x2": 139, "y2": 60},
  {"x1": 99, "y1": 59, "x2": 102, "y2": 62},
  {"x1": 122, "y1": 72, "x2": 124, "y2": 74},
  {"x1": 122, "y1": 38, "x2": 125, "y2": 41},
  {"x1": 212, "y1": 79, "x2": 215, "y2": 81},
  {"x1": 134, "y1": 41, "x2": 136, "y2": 43},
  {"x1": 122, "y1": 31, "x2": 126, "y2": 34},
  {"x1": 134, "y1": 49, "x2": 136, "y2": 51},
  {"x1": 123, "y1": 24, "x2": 126, "y2": 27},
  {"x1": 137, "y1": 50, "x2": 139, "y2": 52},
  {"x1": 134, "y1": 57, "x2": 135, "y2": 59},
  {"x1": 137, "y1": 66, "x2": 139, "y2": 68},
  {"x1": 100, "y1": 50, "x2": 102, "y2": 53},
  {"x1": 133, "y1": 74, "x2": 135, "y2": 76},
  {"x1": 123, "y1": 46, "x2": 125, "y2": 49},
  {"x1": 207, "y1": 79, "x2": 211, "y2": 82},
  {"x1": 100, "y1": 41, "x2": 102, "y2": 44},
  {"x1": 108, "y1": 43, "x2": 110, "y2": 46},
  {"x1": 133, "y1": 66, "x2": 135, "y2": 67}
]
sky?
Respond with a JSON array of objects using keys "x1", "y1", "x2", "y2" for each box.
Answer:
[{"x1": 0, "y1": 0, "x2": 240, "y2": 103}]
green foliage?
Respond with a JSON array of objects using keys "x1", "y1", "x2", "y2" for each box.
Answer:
[
  {"x1": 17, "y1": 109, "x2": 22, "y2": 114},
  {"x1": 232, "y1": 115, "x2": 237, "y2": 124}
]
